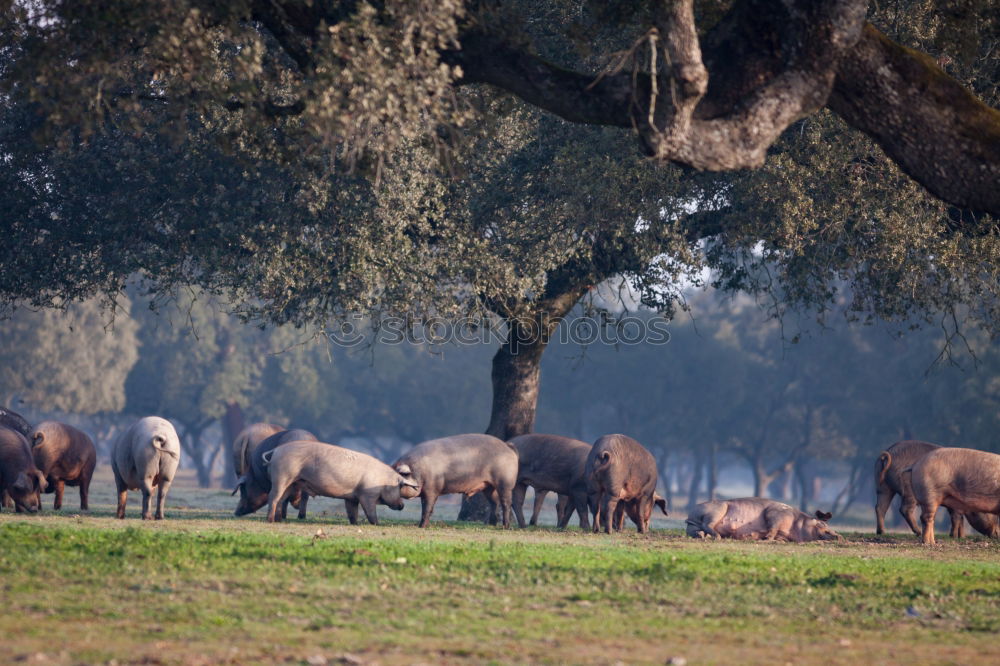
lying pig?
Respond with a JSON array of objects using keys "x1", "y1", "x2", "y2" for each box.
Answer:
[
  {"x1": 586, "y1": 434, "x2": 659, "y2": 533},
  {"x1": 509, "y1": 434, "x2": 592, "y2": 529},
  {"x1": 111, "y1": 416, "x2": 181, "y2": 520},
  {"x1": 686, "y1": 497, "x2": 842, "y2": 542},
  {"x1": 232, "y1": 422, "x2": 283, "y2": 477},
  {"x1": 0, "y1": 426, "x2": 45, "y2": 513},
  {"x1": 875, "y1": 440, "x2": 998, "y2": 538},
  {"x1": 233, "y1": 428, "x2": 319, "y2": 518},
  {"x1": 263, "y1": 440, "x2": 418, "y2": 524},
  {"x1": 31, "y1": 421, "x2": 97, "y2": 511},
  {"x1": 393, "y1": 434, "x2": 519, "y2": 528},
  {"x1": 909, "y1": 447, "x2": 1000, "y2": 545}
]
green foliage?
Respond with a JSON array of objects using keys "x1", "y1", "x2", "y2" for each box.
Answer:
[{"x1": 0, "y1": 298, "x2": 138, "y2": 413}]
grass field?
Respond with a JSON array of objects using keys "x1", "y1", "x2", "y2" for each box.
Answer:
[{"x1": 2, "y1": 468, "x2": 1000, "y2": 665}]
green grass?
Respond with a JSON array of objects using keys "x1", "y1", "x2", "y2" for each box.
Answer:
[{"x1": 3, "y1": 483, "x2": 1000, "y2": 664}]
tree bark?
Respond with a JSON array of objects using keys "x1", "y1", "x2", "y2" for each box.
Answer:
[
  {"x1": 458, "y1": 321, "x2": 547, "y2": 522},
  {"x1": 687, "y1": 450, "x2": 704, "y2": 512},
  {"x1": 458, "y1": 279, "x2": 587, "y2": 522},
  {"x1": 708, "y1": 443, "x2": 718, "y2": 501}
]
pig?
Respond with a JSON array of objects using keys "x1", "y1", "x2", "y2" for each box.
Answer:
[
  {"x1": 262, "y1": 440, "x2": 419, "y2": 524},
  {"x1": 232, "y1": 422, "x2": 283, "y2": 477},
  {"x1": 875, "y1": 440, "x2": 998, "y2": 538},
  {"x1": 585, "y1": 434, "x2": 660, "y2": 534},
  {"x1": 0, "y1": 408, "x2": 34, "y2": 510},
  {"x1": 111, "y1": 416, "x2": 181, "y2": 520},
  {"x1": 0, "y1": 406, "x2": 33, "y2": 438},
  {"x1": 909, "y1": 447, "x2": 1000, "y2": 545},
  {"x1": 686, "y1": 497, "x2": 842, "y2": 542},
  {"x1": 0, "y1": 426, "x2": 45, "y2": 513},
  {"x1": 509, "y1": 434, "x2": 592, "y2": 529},
  {"x1": 613, "y1": 492, "x2": 669, "y2": 532},
  {"x1": 232, "y1": 428, "x2": 319, "y2": 518},
  {"x1": 393, "y1": 433, "x2": 519, "y2": 528},
  {"x1": 528, "y1": 491, "x2": 573, "y2": 526},
  {"x1": 30, "y1": 421, "x2": 97, "y2": 511}
]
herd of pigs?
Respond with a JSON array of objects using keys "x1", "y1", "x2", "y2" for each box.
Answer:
[{"x1": 2, "y1": 406, "x2": 1000, "y2": 546}]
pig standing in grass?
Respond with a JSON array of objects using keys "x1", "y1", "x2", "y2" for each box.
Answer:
[
  {"x1": 393, "y1": 434, "x2": 518, "y2": 528},
  {"x1": 875, "y1": 440, "x2": 998, "y2": 538},
  {"x1": 910, "y1": 448, "x2": 1000, "y2": 545},
  {"x1": 0, "y1": 426, "x2": 45, "y2": 513},
  {"x1": 233, "y1": 428, "x2": 318, "y2": 518},
  {"x1": 111, "y1": 416, "x2": 180, "y2": 520},
  {"x1": 686, "y1": 497, "x2": 842, "y2": 542},
  {"x1": 586, "y1": 434, "x2": 660, "y2": 534},
  {"x1": 232, "y1": 422, "x2": 283, "y2": 478},
  {"x1": 509, "y1": 434, "x2": 592, "y2": 529},
  {"x1": 263, "y1": 440, "x2": 418, "y2": 524},
  {"x1": 31, "y1": 421, "x2": 97, "y2": 511}
]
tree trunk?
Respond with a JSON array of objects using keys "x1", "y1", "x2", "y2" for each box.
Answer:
[
  {"x1": 191, "y1": 430, "x2": 212, "y2": 488},
  {"x1": 458, "y1": 325, "x2": 546, "y2": 522},
  {"x1": 708, "y1": 443, "x2": 718, "y2": 501},
  {"x1": 686, "y1": 450, "x2": 704, "y2": 512},
  {"x1": 220, "y1": 402, "x2": 246, "y2": 487},
  {"x1": 752, "y1": 461, "x2": 765, "y2": 498},
  {"x1": 178, "y1": 425, "x2": 212, "y2": 488}
]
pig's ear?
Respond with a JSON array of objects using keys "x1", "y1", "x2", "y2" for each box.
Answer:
[
  {"x1": 395, "y1": 464, "x2": 412, "y2": 476},
  {"x1": 231, "y1": 475, "x2": 248, "y2": 496},
  {"x1": 12, "y1": 472, "x2": 30, "y2": 492},
  {"x1": 654, "y1": 497, "x2": 669, "y2": 516},
  {"x1": 815, "y1": 510, "x2": 832, "y2": 522},
  {"x1": 31, "y1": 431, "x2": 44, "y2": 448}
]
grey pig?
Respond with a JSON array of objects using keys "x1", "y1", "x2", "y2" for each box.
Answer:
[
  {"x1": 509, "y1": 433, "x2": 592, "y2": 529},
  {"x1": 393, "y1": 434, "x2": 519, "y2": 528},
  {"x1": 262, "y1": 440, "x2": 418, "y2": 524},
  {"x1": 233, "y1": 428, "x2": 318, "y2": 518}
]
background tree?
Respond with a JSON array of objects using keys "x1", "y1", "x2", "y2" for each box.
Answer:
[
  {"x1": 0, "y1": 298, "x2": 139, "y2": 415},
  {"x1": 125, "y1": 291, "x2": 271, "y2": 486}
]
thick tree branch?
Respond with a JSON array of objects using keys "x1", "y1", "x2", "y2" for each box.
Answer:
[
  {"x1": 829, "y1": 24, "x2": 1000, "y2": 218},
  {"x1": 449, "y1": 0, "x2": 999, "y2": 218},
  {"x1": 445, "y1": 30, "x2": 634, "y2": 128}
]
